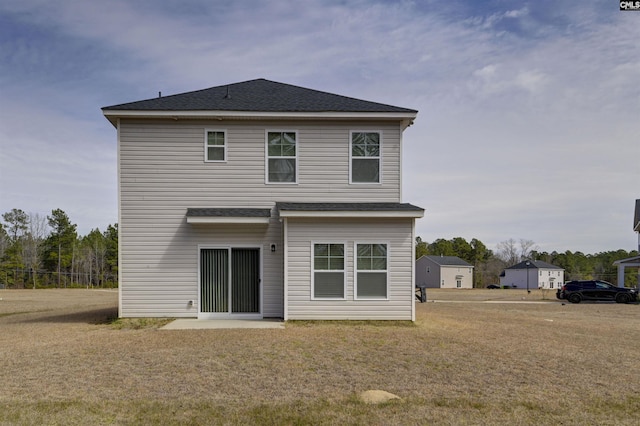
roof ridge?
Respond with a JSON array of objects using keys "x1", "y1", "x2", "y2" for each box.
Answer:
[{"x1": 102, "y1": 79, "x2": 418, "y2": 114}]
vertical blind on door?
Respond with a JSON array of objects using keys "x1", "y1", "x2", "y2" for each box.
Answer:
[
  {"x1": 201, "y1": 248, "x2": 260, "y2": 314},
  {"x1": 200, "y1": 249, "x2": 229, "y2": 313}
]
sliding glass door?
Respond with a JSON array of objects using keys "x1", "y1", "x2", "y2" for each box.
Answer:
[{"x1": 200, "y1": 248, "x2": 260, "y2": 317}]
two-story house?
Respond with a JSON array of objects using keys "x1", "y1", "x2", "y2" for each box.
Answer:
[
  {"x1": 415, "y1": 255, "x2": 474, "y2": 289},
  {"x1": 499, "y1": 260, "x2": 564, "y2": 290},
  {"x1": 613, "y1": 199, "x2": 640, "y2": 288},
  {"x1": 102, "y1": 79, "x2": 424, "y2": 321}
]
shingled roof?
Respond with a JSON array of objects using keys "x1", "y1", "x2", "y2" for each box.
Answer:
[
  {"x1": 276, "y1": 202, "x2": 423, "y2": 212},
  {"x1": 185, "y1": 207, "x2": 272, "y2": 224},
  {"x1": 102, "y1": 78, "x2": 417, "y2": 114},
  {"x1": 186, "y1": 208, "x2": 271, "y2": 218},
  {"x1": 506, "y1": 260, "x2": 563, "y2": 270},
  {"x1": 276, "y1": 202, "x2": 424, "y2": 218},
  {"x1": 423, "y1": 255, "x2": 473, "y2": 267}
]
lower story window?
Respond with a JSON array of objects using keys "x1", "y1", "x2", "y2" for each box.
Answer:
[
  {"x1": 355, "y1": 243, "x2": 388, "y2": 299},
  {"x1": 313, "y1": 243, "x2": 345, "y2": 299}
]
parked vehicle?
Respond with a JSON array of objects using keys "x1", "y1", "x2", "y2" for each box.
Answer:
[{"x1": 556, "y1": 280, "x2": 638, "y2": 304}]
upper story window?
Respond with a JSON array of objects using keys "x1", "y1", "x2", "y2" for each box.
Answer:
[
  {"x1": 266, "y1": 131, "x2": 297, "y2": 183},
  {"x1": 205, "y1": 130, "x2": 226, "y2": 162},
  {"x1": 350, "y1": 131, "x2": 381, "y2": 183}
]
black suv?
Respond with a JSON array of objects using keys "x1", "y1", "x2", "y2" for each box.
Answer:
[{"x1": 556, "y1": 280, "x2": 638, "y2": 304}]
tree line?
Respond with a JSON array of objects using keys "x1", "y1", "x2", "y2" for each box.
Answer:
[
  {"x1": 0, "y1": 208, "x2": 117, "y2": 289},
  {"x1": 416, "y1": 236, "x2": 639, "y2": 288},
  {"x1": 2, "y1": 208, "x2": 637, "y2": 289}
]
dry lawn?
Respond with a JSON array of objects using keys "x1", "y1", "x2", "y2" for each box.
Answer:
[{"x1": 0, "y1": 288, "x2": 639, "y2": 425}]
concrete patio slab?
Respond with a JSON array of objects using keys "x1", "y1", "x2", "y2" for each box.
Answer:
[{"x1": 161, "y1": 319, "x2": 285, "y2": 330}]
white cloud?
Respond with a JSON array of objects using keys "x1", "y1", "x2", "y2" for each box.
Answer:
[
  {"x1": 0, "y1": 0, "x2": 638, "y2": 252},
  {"x1": 504, "y1": 8, "x2": 529, "y2": 19},
  {"x1": 0, "y1": 99, "x2": 117, "y2": 235}
]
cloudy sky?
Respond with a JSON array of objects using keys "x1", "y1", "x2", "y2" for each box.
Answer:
[{"x1": 1, "y1": 0, "x2": 638, "y2": 254}]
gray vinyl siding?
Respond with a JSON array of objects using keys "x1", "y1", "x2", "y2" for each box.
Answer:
[
  {"x1": 416, "y1": 256, "x2": 442, "y2": 289},
  {"x1": 118, "y1": 119, "x2": 404, "y2": 317},
  {"x1": 119, "y1": 217, "x2": 282, "y2": 318},
  {"x1": 286, "y1": 218, "x2": 415, "y2": 320},
  {"x1": 119, "y1": 119, "x2": 402, "y2": 204}
]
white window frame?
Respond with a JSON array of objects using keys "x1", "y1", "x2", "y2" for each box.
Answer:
[
  {"x1": 349, "y1": 131, "x2": 382, "y2": 184},
  {"x1": 204, "y1": 129, "x2": 227, "y2": 162},
  {"x1": 354, "y1": 241, "x2": 389, "y2": 300},
  {"x1": 311, "y1": 241, "x2": 346, "y2": 300},
  {"x1": 265, "y1": 130, "x2": 298, "y2": 184}
]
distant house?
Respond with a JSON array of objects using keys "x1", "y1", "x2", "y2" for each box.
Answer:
[
  {"x1": 102, "y1": 79, "x2": 424, "y2": 321},
  {"x1": 613, "y1": 199, "x2": 640, "y2": 288},
  {"x1": 636, "y1": 199, "x2": 640, "y2": 236},
  {"x1": 416, "y1": 256, "x2": 474, "y2": 289},
  {"x1": 499, "y1": 260, "x2": 564, "y2": 290}
]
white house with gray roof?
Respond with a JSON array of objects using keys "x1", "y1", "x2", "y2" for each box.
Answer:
[
  {"x1": 416, "y1": 255, "x2": 474, "y2": 289},
  {"x1": 499, "y1": 260, "x2": 564, "y2": 290},
  {"x1": 102, "y1": 79, "x2": 424, "y2": 321},
  {"x1": 613, "y1": 199, "x2": 640, "y2": 288}
]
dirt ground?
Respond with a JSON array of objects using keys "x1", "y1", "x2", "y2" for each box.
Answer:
[{"x1": 0, "y1": 288, "x2": 639, "y2": 425}]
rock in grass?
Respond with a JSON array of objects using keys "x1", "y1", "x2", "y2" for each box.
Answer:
[{"x1": 359, "y1": 390, "x2": 401, "y2": 404}]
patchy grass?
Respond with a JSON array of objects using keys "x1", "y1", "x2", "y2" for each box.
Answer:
[
  {"x1": 1, "y1": 289, "x2": 639, "y2": 425},
  {"x1": 287, "y1": 319, "x2": 416, "y2": 328},
  {"x1": 109, "y1": 317, "x2": 174, "y2": 330}
]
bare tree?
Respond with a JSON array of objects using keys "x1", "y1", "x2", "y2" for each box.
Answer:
[
  {"x1": 85, "y1": 229, "x2": 106, "y2": 287},
  {"x1": 519, "y1": 239, "x2": 538, "y2": 261},
  {"x1": 496, "y1": 238, "x2": 519, "y2": 266},
  {"x1": 496, "y1": 238, "x2": 538, "y2": 266},
  {"x1": 22, "y1": 213, "x2": 48, "y2": 289}
]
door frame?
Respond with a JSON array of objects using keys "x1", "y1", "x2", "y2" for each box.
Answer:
[{"x1": 197, "y1": 244, "x2": 263, "y2": 319}]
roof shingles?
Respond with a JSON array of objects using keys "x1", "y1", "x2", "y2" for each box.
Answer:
[
  {"x1": 423, "y1": 256, "x2": 473, "y2": 267},
  {"x1": 275, "y1": 202, "x2": 424, "y2": 212},
  {"x1": 506, "y1": 260, "x2": 563, "y2": 270},
  {"x1": 102, "y1": 79, "x2": 417, "y2": 114},
  {"x1": 186, "y1": 208, "x2": 271, "y2": 218}
]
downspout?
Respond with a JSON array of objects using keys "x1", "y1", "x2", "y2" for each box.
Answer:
[
  {"x1": 283, "y1": 217, "x2": 289, "y2": 321},
  {"x1": 411, "y1": 218, "x2": 416, "y2": 322},
  {"x1": 117, "y1": 118, "x2": 123, "y2": 318}
]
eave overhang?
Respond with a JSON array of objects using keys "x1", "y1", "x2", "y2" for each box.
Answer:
[
  {"x1": 276, "y1": 202, "x2": 424, "y2": 219},
  {"x1": 613, "y1": 255, "x2": 640, "y2": 267},
  {"x1": 186, "y1": 208, "x2": 271, "y2": 225},
  {"x1": 102, "y1": 110, "x2": 417, "y2": 130}
]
